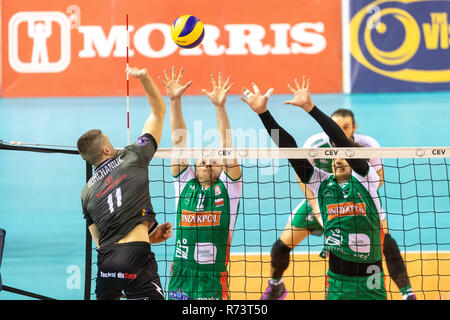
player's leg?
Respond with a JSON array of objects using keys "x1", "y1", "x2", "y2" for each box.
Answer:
[
  {"x1": 381, "y1": 218, "x2": 416, "y2": 300},
  {"x1": 262, "y1": 200, "x2": 323, "y2": 300}
]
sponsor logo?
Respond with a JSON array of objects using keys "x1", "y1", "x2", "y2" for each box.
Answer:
[
  {"x1": 170, "y1": 289, "x2": 190, "y2": 300},
  {"x1": 194, "y1": 243, "x2": 217, "y2": 265},
  {"x1": 214, "y1": 185, "x2": 221, "y2": 196},
  {"x1": 180, "y1": 210, "x2": 221, "y2": 227},
  {"x1": 350, "y1": 0, "x2": 450, "y2": 83},
  {"x1": 326, "y1": 202, "x2": 366, "y2": 220},
  {"x1": 8, "y1": 9, "x2": 328, "y2": 75},
  {"x1": 9, "y1": 11, "x2": 72, "y2": 73}
]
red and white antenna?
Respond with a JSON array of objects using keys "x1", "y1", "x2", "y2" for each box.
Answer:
[{"x1": 126, "y1": 14, "x2": 130, "y2": 145}]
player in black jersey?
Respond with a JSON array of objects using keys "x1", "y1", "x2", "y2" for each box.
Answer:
[{"x1": 77, "y1": 67, "x2": 172, "y2": 300}]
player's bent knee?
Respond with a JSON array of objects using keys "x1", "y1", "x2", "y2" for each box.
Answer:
[{"x1": 271, "y1": 239, "x2": 292, "y2": 278}]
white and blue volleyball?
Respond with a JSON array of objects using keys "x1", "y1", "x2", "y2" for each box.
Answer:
[{"x1": 171, "y1": 15, "x2": 205, "y2": 48}]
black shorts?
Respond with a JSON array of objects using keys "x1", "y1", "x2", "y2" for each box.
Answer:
[{"x1": 95, "y1": 241, "x2": 164, "y2": 300}]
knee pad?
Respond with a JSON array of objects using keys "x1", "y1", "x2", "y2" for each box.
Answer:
[{"x1": 271, "y1": 240, "x2": 292, "y2": 279}]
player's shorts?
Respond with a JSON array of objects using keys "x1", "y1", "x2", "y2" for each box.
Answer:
[
  {"x1": 289, "y1": 200, "x2": 323, "y2": 236},
  {"x1": 95, "y1": 241, "x2": 164, "y2": 300},
  {"x1": 325, "y1": 253, "x2": 387, "y2": 300},
  {"x1": 167, "y1": 262, "x2": 229, "y2": 300}
]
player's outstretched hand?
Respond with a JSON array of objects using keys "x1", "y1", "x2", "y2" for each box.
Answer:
[
  {"x1": 149, "y1": 222, "x2": 173, "y2": 244},
  {"x1": 284, "y1": 76, "x2": 315, "y2": 112},
  {"x1": 158, "y1": 66, "x2": 192, "y2": 100},
  {"x1": 202, "y1": 73, "x2": 233, "y2": 108},
  {"x1": 126, "y1": 66, "x2": 149, "y2": 80},
  {"x1": 240, "y1": 83, "x2": 273, "y2": 115}
]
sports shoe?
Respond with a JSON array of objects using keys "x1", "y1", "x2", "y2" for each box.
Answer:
[{"x1": 261, "y1": 280, "x2": 288, "y2": 300}]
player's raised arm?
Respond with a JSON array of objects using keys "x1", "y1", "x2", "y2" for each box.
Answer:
[
  {"x1": 127, "y1": 67, "x2": 166, "y2": 146},
  {"x1": 202, "y1": 73, "x2": 241, "y2": 180},
  {"x1": 240, "y1": 83, "x2": 313, "y2": 183},
  {"x1": 159, "y1": 66, "x2": 192, "y2": 177},
  {"x1": 285, "y1": 76, "x2": 369, "y2": 176}
]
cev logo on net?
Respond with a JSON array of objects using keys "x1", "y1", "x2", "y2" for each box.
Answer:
[
  {"x1": 350, "y1": 0, "x2": 450, "y2": 83},
  {"x1": 8, "y1": 7, "x2": 327, "y2": 73}
]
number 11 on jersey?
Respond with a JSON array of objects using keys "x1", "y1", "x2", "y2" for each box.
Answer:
[{"x1": 107, "y1": 188, "x2": 122, "y2": 213}]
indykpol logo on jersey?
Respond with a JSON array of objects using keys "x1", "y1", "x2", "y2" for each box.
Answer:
[
  {"x1": 2, "y1": 0, "x2": 341, "y2": 97},
  {"x1": 180, "y1": 210, "x2": 221, "y2": 227},
  {"x1": 326, "y1": 202, "x2": 366, "y2": 221},
  {"x1": 350, "y1": 0, "x2": 450, "y2": 92}
]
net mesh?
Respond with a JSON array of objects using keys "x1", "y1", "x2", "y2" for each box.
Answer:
[
  {"x1": 1, "y1": 142, "x2": 449, "y2": 300},
  {"x1": 140, "y1": 147, "x2": 450, "y2": 300}
]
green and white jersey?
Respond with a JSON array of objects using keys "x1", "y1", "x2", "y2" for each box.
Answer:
[
  {"x1": 303, "y1": 132, "x2": 383, "y2": 174},
  {"x1": 172, "y1": 166, "x2": 242, "y2": 272},
  {"x1": 306, "y1": 166, "x2": 383, "y2": 263}
]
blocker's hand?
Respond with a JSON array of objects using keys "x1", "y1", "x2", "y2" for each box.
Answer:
[
  {"x1": 202, "y1": 73, "x2": 233, "y2": 108},
  {"x1": 284, "y1": 76, "x2": 315, "y2": 112},
  {"x1": 158, "y1": 66, "x2": 192, "y2": 100},
  {"x1": 240, "y1": 82, "x2": 274, "y2": 115}
]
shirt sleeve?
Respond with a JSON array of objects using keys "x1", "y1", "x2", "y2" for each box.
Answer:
[
  {"x1": 352, "y1": 165, "x2": 380, "y2": 198},
  {"x1": 305, "y1": 167, "x2": 332, "y2": 198},
  {"x1": 130, "y1": 133, "x2": 158, "y2": 166},
  {"x1": 218, "y1": 170, "x2": 243, "y2": 201},
  {"x1": 81, "y1": 198, "x2": 94, "y2": 226},
  {"x1": 173, "y1": 165, "x2": 196, "y2": 208}
]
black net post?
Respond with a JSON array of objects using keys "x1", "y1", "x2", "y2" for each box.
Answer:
[{"x1": 84, "y1": 161, "x2": 93, "y2": 300}]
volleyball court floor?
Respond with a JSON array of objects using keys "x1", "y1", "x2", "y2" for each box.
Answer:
[{"x1": 0, "y1": 91, "x2": 449, "y2": 300}]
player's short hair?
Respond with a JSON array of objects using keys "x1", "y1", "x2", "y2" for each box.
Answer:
[
  {"x1": 331, "y1": 109, "x2": 355, "y2": 125},
  {"x1": 77, "y1": 129, "x2": 105, "y2": 165}
]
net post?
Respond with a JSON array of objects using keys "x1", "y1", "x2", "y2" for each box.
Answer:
[{"x1": 84, "y1": 161, "x2": 93, "y2": 300}]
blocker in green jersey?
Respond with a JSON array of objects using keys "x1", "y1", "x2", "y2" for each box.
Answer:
[
  {"x1": 241, "y1": 77, "x2": 387, "y2": 300},
  {"x1": 160, "y1": 67, "x2": 242, "y2": 300}
]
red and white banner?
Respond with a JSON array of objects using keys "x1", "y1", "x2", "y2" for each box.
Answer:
[{"x1": 1, "y1": 0, "x2": 342, "y2": 97}]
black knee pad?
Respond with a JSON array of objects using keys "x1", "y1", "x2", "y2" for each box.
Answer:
[{"x1": 271, "y1": 240, "x2": 292, "y2": 279}]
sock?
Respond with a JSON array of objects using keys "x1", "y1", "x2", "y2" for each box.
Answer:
[{"x1": 400, "y1": 285, "x2": 416, "y2": 300}]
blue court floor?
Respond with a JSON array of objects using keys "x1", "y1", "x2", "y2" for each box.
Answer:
[{"x1": 0, "y1": 91, "x2": 449, "y2": 299}]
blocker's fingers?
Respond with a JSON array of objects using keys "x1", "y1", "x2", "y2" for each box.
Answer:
[
  {"x1": 264, "y1": 88, "x2": 274, "y2": 97},
  {"x1": 158, "y1": 76, "x2": 167, "y2": 86},
  {"x1": 223, "y1": 76, "x2": 231, "y2": 88},
  {"x1": 287, "y1": 83, "x2": 296, "y2": 93},
  {"x1": 163, "y1": 69, "x2": 170, "y2": 81},
  {"x1": 171, "y1": 65, "x2": 176, "y2": 80},
  {"x1": 306, "y1": 78, "x2": 311, "y2": 90},
  {"x1": 240, "y1": 96, "x2": 249, "y2": 105},
  {"x1": 252, "y1": 82, "x2": 260, "y2": 94},
  {"x1": 177, "y1": 67, "x2": 184, "y2": 81},
  {"x1": 294, "y1": 78, "x2": 301, "y2": 90},
  {"x1": 225, "y1": 82, "x2": 234, "y2": 93},
  {"x1": 242, "y1": 87, "x2": 254, "y2": 98},
  {"x1": 218, "y1": 72, "x2": 222, "y2": 87},
  {"x1": 211, "y1": 73, "x2": 217, "y2": 88}
]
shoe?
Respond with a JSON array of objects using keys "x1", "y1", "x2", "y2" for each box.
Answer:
[{"x1": 261, "y1": 280, "x2": 288, "y2": 300}]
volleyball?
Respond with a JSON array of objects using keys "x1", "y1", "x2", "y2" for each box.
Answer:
[{"x1": 170, "y1": 15, "x2": 205, "y2": 48}]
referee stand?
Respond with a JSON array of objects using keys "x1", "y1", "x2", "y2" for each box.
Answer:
[{"x1": 0, "y1": 228, "x2": 56, "y2": 300}]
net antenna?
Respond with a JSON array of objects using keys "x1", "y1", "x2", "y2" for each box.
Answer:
[{"x1": 126, "y1": 14, "x2": 130, "y2": 145}]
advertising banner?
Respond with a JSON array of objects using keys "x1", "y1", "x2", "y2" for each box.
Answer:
[
  {"x1": 350, "y1": 0, "x2": 450, "y2": 92},
  {"x1": 2, "y1": 0, "x2": 342, "y2": 97}
]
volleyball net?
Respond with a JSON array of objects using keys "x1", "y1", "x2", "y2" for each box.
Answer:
[{"x1": 1, "y1": 141, "x2": 449, "y2": 300}]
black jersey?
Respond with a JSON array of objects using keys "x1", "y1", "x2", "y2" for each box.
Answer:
[{"x1": 81, "y1": 133, "x2": 158, "y2": 247}]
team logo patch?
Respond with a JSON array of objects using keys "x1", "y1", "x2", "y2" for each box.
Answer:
[
  {"x1": 136, "y1": 135, "x2": 150, "y2": 146},
  {"x1": 214, "y1": 185, "x2": 221, "y2": 196}
]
